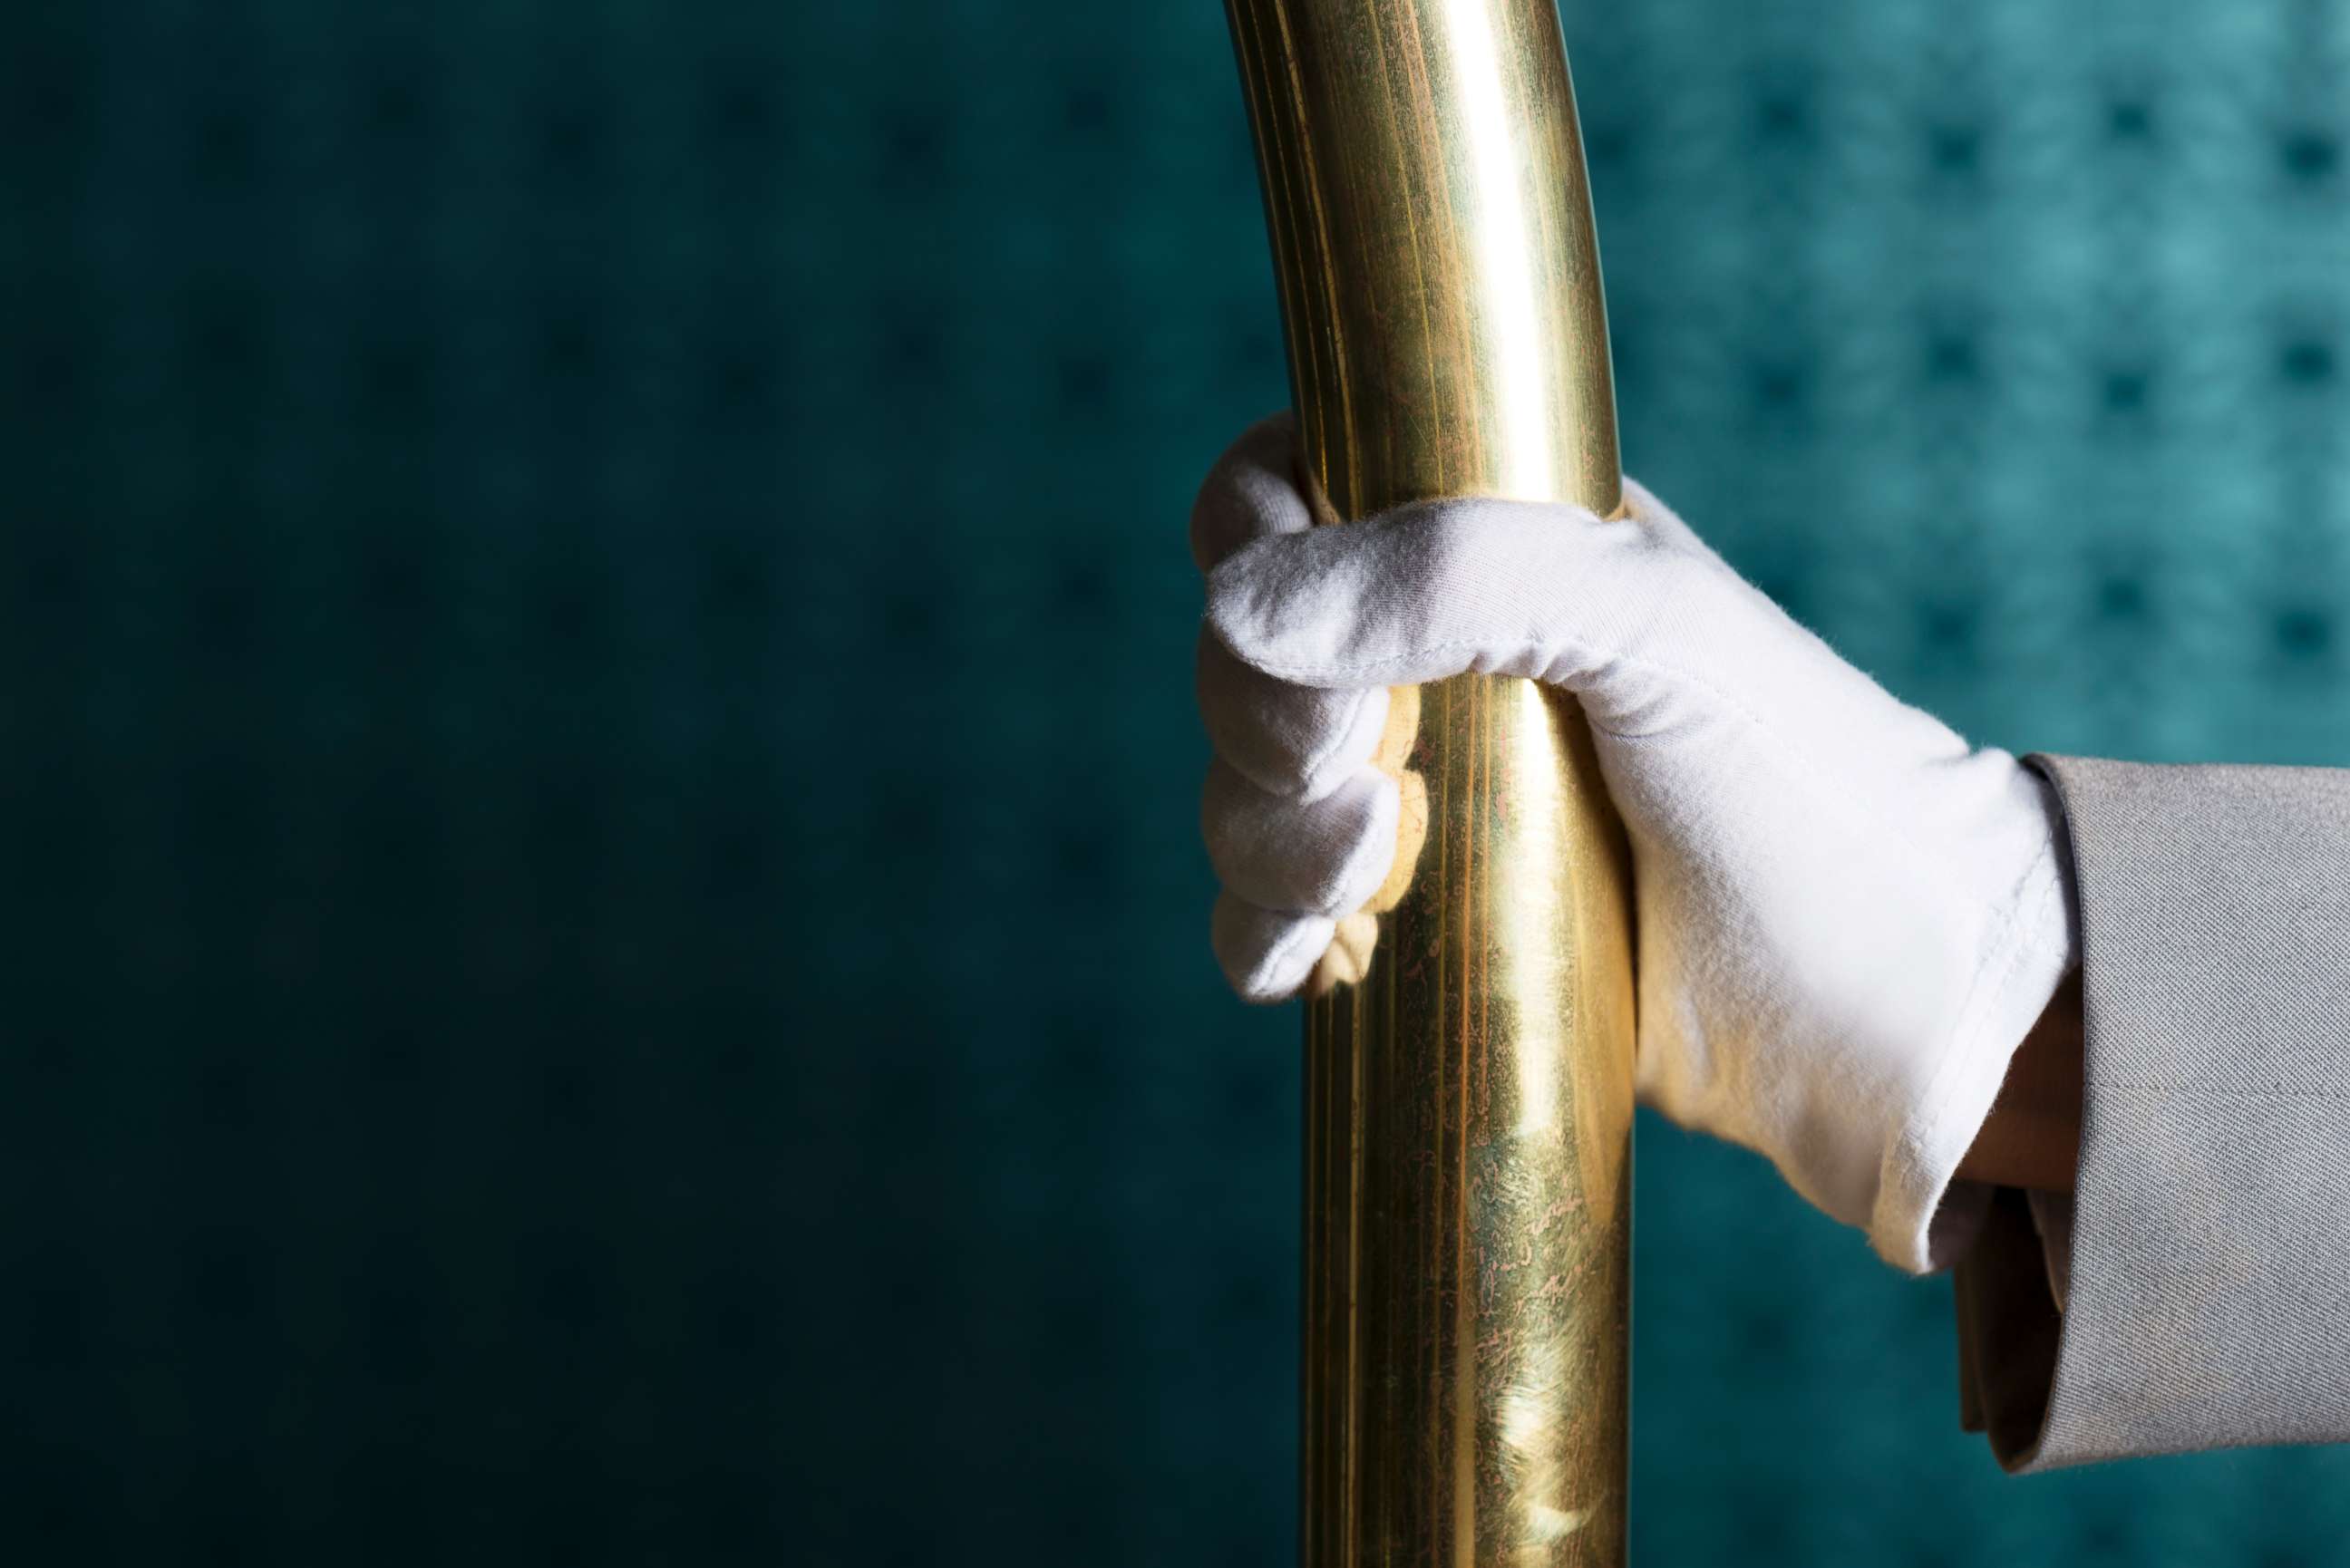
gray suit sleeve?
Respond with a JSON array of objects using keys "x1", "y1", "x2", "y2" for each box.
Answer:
[{"x1": 1954, "y1": 754, "x2": 2350, "y2": 1471}]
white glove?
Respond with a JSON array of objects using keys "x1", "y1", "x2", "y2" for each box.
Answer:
[{"x1": 1193, "y1": 416, "x2": 2075, "y2": 1272}]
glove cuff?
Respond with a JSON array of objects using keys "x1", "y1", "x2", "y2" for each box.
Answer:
[{"x1": 1869, "y1": 835, "x2": 2077, "y2": 1273}]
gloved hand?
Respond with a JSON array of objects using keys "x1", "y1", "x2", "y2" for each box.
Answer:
[{"x1": 1193, "y1": 415, "x2": 2075, "y2": 1272}]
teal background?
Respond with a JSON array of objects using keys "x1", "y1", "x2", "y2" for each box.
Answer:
[{"x1": 7, "y1": 0, "x2": 2350, "y2": 1563}]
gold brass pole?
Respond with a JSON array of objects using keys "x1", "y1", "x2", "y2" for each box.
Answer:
[{"x1": 1221, "y1": 3, "x2": 1636, "y2": 1564}]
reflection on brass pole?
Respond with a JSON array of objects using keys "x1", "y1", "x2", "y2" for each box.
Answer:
[{"x1": 1221, "y1": 3, "x2": 1636, "y2": 1564}]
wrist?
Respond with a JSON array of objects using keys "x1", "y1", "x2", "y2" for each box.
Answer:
[{"x1": 1955, "y1": 971, "x2": 2084, "y2": 1193}]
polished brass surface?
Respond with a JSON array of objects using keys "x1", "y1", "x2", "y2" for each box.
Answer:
[{"x1": 1222, "y1": 2, "x2": 1636, "y2": 1563}]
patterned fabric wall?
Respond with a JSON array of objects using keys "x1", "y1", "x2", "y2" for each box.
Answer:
[{"x1": 6, "y1": 0, "x2": 2349, "y2": 1563}]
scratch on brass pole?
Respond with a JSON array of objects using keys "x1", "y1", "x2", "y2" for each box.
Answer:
[{"x1": 1221, "y1": 3, "x2": 1637, "y2": 1563}]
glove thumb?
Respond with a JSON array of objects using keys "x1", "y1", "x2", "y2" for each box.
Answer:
[{"x1": 1205, "y1": 495, "x2": 1675, "y2": 696}]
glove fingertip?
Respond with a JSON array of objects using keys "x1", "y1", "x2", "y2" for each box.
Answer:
[
  {"x1": 1306, "y1": 911, "x2": 1379, "y2": 997},
  {"x1": 1212, "y1": 894, "x2": 1334, "y2": 1003},
  {"x1": 1317, "y1": 769, "x2": 1401, "y2": 916},
  {"x1": 1196, "y1": 630, "x2": 1388, "y2": 802},
  {"x1": 1295, "y1": 685, "x2": 1389, "y2": 803}
]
